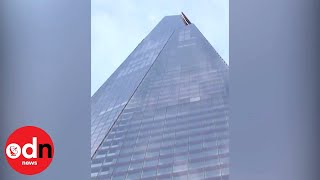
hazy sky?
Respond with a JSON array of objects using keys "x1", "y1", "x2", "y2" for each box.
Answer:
[{"x1": 91, "y1": 0, "x2": 229, "y2": 95}]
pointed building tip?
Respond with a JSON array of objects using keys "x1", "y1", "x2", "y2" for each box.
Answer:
[
  {"x1": 180, "y1": 12, "x2": 192, "y2": 25},
  {"x1": 181, "y1": 15, "x2": 188, "y2": 25}
]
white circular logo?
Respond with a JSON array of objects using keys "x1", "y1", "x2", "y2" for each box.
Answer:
[{"x1": 6, "y1": 143, "x2": 21, "y2": 159}]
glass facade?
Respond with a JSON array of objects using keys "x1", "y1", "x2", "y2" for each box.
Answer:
[
  {"x1": 91, "y1": 16, "x2": 185, "y2": 156},
  {"x1": 91, "y1": 15, "x2": 229, "y2": 180}
]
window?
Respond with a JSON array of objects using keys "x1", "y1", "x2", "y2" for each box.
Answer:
[
  {"x1": 205, "y1": 158, "x2": 219, "y2": 167},
  {"x1": 159, "y1": 156, "x2": 173, "y2": 165},
  {"x1": 205, "y1": 169, "x2": 221, "y2": 178},
  {"x1": 129, "y1": 161, "x2": 143, "y2": 170},
  {"x1": 142, "y1": 168, "x2": 157, "y2": 178},
  {"x1": 144, "y1": 159, "x2": 158, "y2": 167},
  {"x1": 157, "y1": 165, "x2": 172, "y2": 175},
  {"x1": 173, "y1": 163, "x2": 187, "y2": 172},
  {"x1": 126, "y1": 170, "x2": 141, "y2": 179},
  {"x1": 189, "y1": 160, "x2": 204, "y2": 169}
]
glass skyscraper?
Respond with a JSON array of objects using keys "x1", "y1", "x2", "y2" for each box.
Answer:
[{"x1": 91, "y1": 14, "x2": 229, "y2": 180}]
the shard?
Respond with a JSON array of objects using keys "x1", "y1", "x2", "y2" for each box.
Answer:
[{"x1": 91, "y1": 13, "x2": 229, "y2": 180}]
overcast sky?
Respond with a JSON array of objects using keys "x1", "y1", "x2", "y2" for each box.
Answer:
[{"x1": 91, "y1": 0, "x2": 229, "y2": 95}]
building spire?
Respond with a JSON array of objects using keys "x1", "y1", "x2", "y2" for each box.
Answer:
[{"x1": 181, "y1": 12, "x2": 192, "y2": 25}]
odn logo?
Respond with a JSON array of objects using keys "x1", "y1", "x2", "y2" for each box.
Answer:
[{"x1": 5, "y1": 126, "x2": 54, "y2": 175}]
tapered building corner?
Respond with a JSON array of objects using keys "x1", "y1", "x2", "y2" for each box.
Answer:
[{"x1": 91, "y1": 14, "x2": 229, "y2": 180}]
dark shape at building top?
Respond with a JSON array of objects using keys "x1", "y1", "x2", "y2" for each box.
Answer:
[{"x1": 91, "y1": 13, "x2": 229, "y2": 180}]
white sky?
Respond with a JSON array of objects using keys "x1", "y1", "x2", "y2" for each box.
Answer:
[{"x1": 91, "y1": 0, "x2": 229, "y2": 95}]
